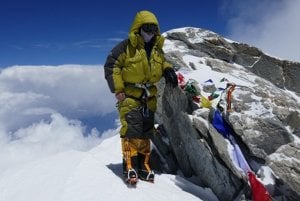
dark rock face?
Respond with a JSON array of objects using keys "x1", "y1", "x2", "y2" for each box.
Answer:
[
  {"x1": 251, "y1": 55, "x2": 285, "y2": 88},
  {"x1": 159, "y1": 85, "x2": 244, "y2": 201},
  {"x1": 283, "y1": 61, "x2": 300, "y2": 94},
  {"x1": 153, "y1": 27, "x2": 300, "y2": 201}
]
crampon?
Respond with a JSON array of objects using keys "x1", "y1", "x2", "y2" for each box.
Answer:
[{"x1": 124, "y1": 169, "x2": 138, "y2": 185}]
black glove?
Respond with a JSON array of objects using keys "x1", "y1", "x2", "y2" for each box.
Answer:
[{"x1": 164, "y1": 68, "x2": 178, "y2": 88}]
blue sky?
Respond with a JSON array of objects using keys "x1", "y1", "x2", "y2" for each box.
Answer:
[{"x1": 1, "y1": 0, "x2": 299, "y2": 67}]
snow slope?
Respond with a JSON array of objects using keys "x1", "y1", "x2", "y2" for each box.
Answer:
[{"x1": 0, "y1": 133, "x2": 218, "y2": 201}]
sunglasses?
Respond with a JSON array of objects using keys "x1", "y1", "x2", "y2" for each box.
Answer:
[{"x1": 141, "y1": 24, "x2": 158, "y2": 34}]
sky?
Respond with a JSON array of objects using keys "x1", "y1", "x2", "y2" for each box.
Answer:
[{"x1": 1, "y1": 0, "x2": 299, "y2": 68}]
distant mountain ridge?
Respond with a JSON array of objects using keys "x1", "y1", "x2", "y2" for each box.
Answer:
[
  {"x1": 152, "y1": 27, "x2": 300, "y2": 201},
  {"x1": 164, "y1": 27, "x2": 300, "y2": 96}
]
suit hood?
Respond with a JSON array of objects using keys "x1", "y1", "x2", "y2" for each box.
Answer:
[{"x1": 128, "y1": 10, "x2": 163, "y2": 48}]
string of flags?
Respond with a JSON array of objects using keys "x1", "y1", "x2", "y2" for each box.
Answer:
[
  {"x1": 176, "y1": 72, "x2": 232, "y2": 110},
  {"x1": 176, "y1": 72, "x2": 272, "y2": 201},
  {"x1": 212, "y1": 110, "x2": 272, "y2": 201}
]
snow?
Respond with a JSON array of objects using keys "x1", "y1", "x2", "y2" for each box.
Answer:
[
  {"x1": 257, "y1": 166, "x2": 276, "y2": 186},
  {"x1": 286, "y1": 89, "x2": 300, "y2": 104},
  {"x1": 164, "y1": 27, "x2": 239, "y2": 46},
  {"x1": 0, "y1": 132, "x2": 218, "y2": 201},
  {"x1": 164, "y1": 27, "x2": 187, "y2": 33},
  {"x1": 293, "y1": 135, "x2": 300, "y2": 145},
  {"x1": 163, "y1": 37, "x2": 189, "y2": 53}
]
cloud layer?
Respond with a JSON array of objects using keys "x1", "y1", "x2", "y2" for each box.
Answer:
[
  {"x1": 0, "y1": 65, "x2": 118, "y2": 171},
  {"x1": 0, "y1": 65, "x2": 115, "y2": 131},
  {"x1": 225, "y1": 0, "x2": 300, "y2": 62}
]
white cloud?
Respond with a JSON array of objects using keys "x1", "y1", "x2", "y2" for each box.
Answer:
[
  {"x1": 107, "y1": 38, "x2": 124, "y2": 42},
  {"x1": 0, "y1": 65, "x2": 119, "y2": 171},
  {"x1": 225, "y1": 0, "x2": 300, "y2": 62},
  {"x1": 0, "y1": 64, "x2": 115, "y2": 131},
  {"x1": 0, "y1": 113, "x2": 106, "y2": 171},
  {"x1": 72, "y1": 38, "x2": 121, "y2": 49}
]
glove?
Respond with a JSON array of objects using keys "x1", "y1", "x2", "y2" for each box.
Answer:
[{"x1": 164, "y1": 68, "x2": 178, "y2": 88}]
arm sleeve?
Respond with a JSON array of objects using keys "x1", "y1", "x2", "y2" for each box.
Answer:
[{"x1": 104, "y1": 39, "x2": 128, "y2": 93}]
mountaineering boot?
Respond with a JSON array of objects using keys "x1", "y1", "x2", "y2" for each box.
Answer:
[
  {"x1": 137, "y1": 153, "x2": 155, "y2": 182},
  {"x1": 125, "y1": 168, "x2": 138, "y2": 185},
  {"x1": 123, "y1": 156, "x2": 139, "y2": 185},
  {"x1": 138, "y1": 169, "x2": 155, "y2": 182}
]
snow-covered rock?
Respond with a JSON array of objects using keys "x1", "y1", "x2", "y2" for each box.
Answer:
[{"x1": 154, "y1": 27, "x2": 300, "y2": 201}]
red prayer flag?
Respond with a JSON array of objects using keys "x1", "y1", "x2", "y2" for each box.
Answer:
[
  {"x1": 177, "y1": 72, "x2": 186, "y2": 89},
  {"x1": 248, "y1": 171, "x2": 271, "y2": 201}
]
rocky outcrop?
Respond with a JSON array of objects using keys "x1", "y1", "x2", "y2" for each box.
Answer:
[
  {"x1": 268, "y1": 143, "x2": 300, "y2": 200},
  {"x1": 232, "y1": 43, "x2": 300, "y2": 95},
  {"x1": 153, "y1": 27, "x2": 300, "y2": 201},
  {"x1": 158, "y1": 85, "x2": 244, "y2": 201}
]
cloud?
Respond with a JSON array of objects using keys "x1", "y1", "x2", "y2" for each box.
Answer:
[
  {"x1": 107, "y1": 38, "x2": 124, "y2": 42},
  {"x1": 224, "y1": 0, "x2": 300, "y2": 62},
  {"x1": 0, "y1": 65, "x2": 116, "y2": 131},
  {"x1": 33, "y1": 43, "x2": 53, "y2": 48},
  {"x1": 73, "y1": 38, "x2": 122, "y2": 50},
  {"x1": 9, "y1": 45, "x2": 24, "y2": 50},
  {"x1": 0, "y1": 113, "x2": 116, "y2": 171},
  {"x1": 0, "y1": 65, "x2": 120, "y2": 171}
]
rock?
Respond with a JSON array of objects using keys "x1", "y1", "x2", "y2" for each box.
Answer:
[
  {"x1": 156, "y1": 85, "x2": 244, "y2": 201},
  {"x1": 153, "y1": 27, "x2": 300, "y2": 200},
  {"x1": 267, "y1": 143, "x2": 300, "y2": 201}
]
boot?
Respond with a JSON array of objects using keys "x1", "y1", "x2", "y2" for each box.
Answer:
[
  {"x1": 137, "y1": 153, "x2": 155, "y2": 182},
  {"x1": 123, "y1": 156, "x2": 139, "y2": 184},
  {"x1": 125, "y1": 168, "x2": 138, "y2": 184},
  {"x1": 138, "y1": 169, "x2": 155, "y2": 182}
]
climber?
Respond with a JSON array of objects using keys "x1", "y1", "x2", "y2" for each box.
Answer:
[{"x1": 104, "y1": 10, "x2": 178, "y2": 184}]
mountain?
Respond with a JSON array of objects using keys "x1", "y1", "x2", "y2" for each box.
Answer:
[
  {"x1": 0, "y1": 27, "x2": 299, "y2": 201},
  {"x1": 152, "y1": 27, "x2": 300, "y2": 201}
]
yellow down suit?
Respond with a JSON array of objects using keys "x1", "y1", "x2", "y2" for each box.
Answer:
[{"x1": 104, "y1": 10, "x2": 173, "y2": 176}]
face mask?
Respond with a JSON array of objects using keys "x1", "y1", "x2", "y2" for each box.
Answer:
[{"x1": 140, "y1": 29, "x2": 154, "y2": 43}]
